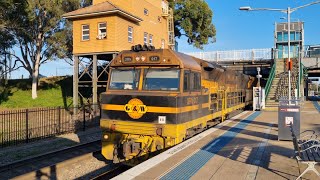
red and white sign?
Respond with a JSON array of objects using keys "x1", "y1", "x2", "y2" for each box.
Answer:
[{"x1": 280, "y1": 108, "x2": 299, "y2": 112}]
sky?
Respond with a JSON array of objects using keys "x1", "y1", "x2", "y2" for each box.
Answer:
[
  {"x1": 180, "y1": 0, "x2": 320, "y2": 52},
  {"x1": 9, "y1": 0, "x2": 320, "y2": 79}
]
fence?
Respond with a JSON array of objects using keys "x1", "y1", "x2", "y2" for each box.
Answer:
[
  {"x1": 185, "y1": 48, "x2": 273, "y2": 62},
  {"x1": 0, "y1": 104, "x2": 100, "y2": 148}
]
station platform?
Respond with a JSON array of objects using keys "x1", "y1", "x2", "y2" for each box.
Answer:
[{"x1": 114, "y1": 101, "x2": 320, "y2": 180}]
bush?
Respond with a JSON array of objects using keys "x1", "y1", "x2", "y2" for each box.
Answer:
[{"x1": 0, "y1": 79, "x2": 12, "y2": 104}]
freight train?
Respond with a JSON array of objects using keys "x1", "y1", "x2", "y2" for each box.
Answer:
[{"x1": 100, "y1": 46, "x2": 255, "y2": 164}]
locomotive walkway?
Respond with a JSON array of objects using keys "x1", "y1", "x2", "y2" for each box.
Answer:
[{"x1": 114, "y1": 101, "x2": 320, "y2": 180}]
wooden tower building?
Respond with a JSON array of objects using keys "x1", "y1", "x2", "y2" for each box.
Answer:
[{"x1": 63, "y1": 0, "x2": 174, "y2": 108}]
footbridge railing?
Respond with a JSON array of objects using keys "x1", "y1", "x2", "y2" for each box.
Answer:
[{"x1": 185, "y1": 48, "x2": 273, "y2": 62}]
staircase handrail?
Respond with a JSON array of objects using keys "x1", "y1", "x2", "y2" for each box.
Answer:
[
  {"x1": 265, "y1": 64, "x2": 276, "y2": 98},
  {"x1": 298, "y1": 63, "x2": 307, "y2": 97},
  {"x1": 300, "y1": 63, "x2": 306, "y2": 81}
]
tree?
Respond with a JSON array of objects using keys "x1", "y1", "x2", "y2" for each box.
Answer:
[
  {"x1": 0, "y1": 0, "x2": 15, "y2": 80},
  {"x1": 0, "y1": 33, "x2": 14, "y2": 79},
  {"x1": 49, "y1": 0, "x2": 92, "y2": 65},
  {"x1": 0, "y1": 0, "x2": 6, "y2": 29},
  {"x1": 169, "y1": 0, "x2": 216, "y2": 49},
  {"x1": 1, "y1": 0, "x2": 91, "y2": 99}
]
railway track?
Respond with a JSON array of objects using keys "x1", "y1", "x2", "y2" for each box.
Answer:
[
  {"x1": 92, "y1": 111, "x2": 246, "y2": 179},
  {"x1": 92, "y1": 165, "x2": 131, "y2": 180},
  {"x1": 0, "y1": 140, "x2": 102, "y2": 179},
  {"x1": 0, "y1": 111, "x2": 245, "y2": 179}
]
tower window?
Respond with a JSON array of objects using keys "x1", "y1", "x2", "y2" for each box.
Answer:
[
  {"x1": 82, "y1": 25, "x2": 90, "y2": 41},
  {"x1": 149, "y1": 34, "x2": 153, "y2": 45},
  {"x1": 128, "y1": 26, "x2": 133, "y2": 42},
  {"x1": 144, "y1": 8, "x2": 149, "y2": 15},
  {"x1": 98, "y1": 22, "x2": 107, "y2": 39},
  {"x1": 144, "y1": 32, "x2": 148, "y2": 45}
]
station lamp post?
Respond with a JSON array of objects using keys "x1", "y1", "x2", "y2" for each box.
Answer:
[{"x1": 240, "y1": 1, "x2": 320, "y2": 102}]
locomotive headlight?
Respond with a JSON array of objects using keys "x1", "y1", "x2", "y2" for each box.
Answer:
[
  {"x1": 135, "y1": 56, "x2": 140, "y2": 61},
  {"x1": 103, "y1": 134, "x2": 109, "y2": 140},
  {"x1": 141, "y1": 56, "x2": 146, "y2": 61}
]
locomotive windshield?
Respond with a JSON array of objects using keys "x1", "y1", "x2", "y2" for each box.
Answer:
[
  {"x1": 143, "y1": 69, "x2": 180, "y2": 91},
  {"x1": 109, "y1": 68, "x2": 140, "y2": 90}
]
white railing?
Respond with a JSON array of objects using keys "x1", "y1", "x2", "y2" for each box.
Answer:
[
  {"x1": 304, "y1": 45, "x2": 320, "y2": 58},
  {"x1": 185, "y1": 48, "x2": 273, "y2": 62},
  {"x1": 161, "y1": 1, "x2": 169, "y2": 15}
]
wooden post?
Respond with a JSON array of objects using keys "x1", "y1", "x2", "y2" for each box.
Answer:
[
  {"x1": 25, "y1": 109, "x2": 29, "y2": 143},
  {"x1": 73, "y1": 56, "x2": 79, "y2": 114},
  {"x1": 92, "y1": 55, "x2": 98, "y2": 113}
]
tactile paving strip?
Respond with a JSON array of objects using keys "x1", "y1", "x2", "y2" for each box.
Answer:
[{"x1": 160, "y1": 112, "x2": 261, "y2": 180}]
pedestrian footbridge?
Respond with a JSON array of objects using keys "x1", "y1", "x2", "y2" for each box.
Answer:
[
  {"x1": 185, "y1": 47, "x2": 320, "y2": 110},
  {"x1": 185, "y1": 48, "x2": 273, "y2": 77}
]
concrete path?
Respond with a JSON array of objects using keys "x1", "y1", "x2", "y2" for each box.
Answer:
[{"x1": 120, "y1": 102, "x2": 320, "y2": 180}]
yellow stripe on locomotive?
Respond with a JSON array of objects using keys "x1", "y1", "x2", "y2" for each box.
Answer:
[{"x1": 100, "y1": 48, "x2": 255, "y2": 165}]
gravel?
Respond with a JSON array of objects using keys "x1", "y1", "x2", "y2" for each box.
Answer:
[{"x1": 0, "y1": 127, "x2": 102, "y2": 166}]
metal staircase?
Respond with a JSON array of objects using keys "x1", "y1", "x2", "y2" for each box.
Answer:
[
  {"x1": 162, "y1": 1, "x2": 175, "y2": 49},
  {"x1": 168, "y1": 8, "x2": 175, "y2": 46},
  {"x1": 265, "y1": 58, "x2": 300, "y2": 109}
]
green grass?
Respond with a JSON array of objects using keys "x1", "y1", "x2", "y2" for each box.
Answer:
[
  {"x1": 0, "y1": 77, "x2": 73, "y2": 109},
  {"x1": 0, "y1": 87, "x2": 72, "y2": 108}
]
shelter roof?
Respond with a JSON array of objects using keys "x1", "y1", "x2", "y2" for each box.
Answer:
[{"x1": 63, "y1": 1, "x2": 142, "y2": 22}]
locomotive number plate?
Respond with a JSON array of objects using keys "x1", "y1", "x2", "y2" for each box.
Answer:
[
  {"x1": 149, "y1": 56, "x2": 160, "y2": 62},
  {"x1": 158, "y1": 116, "x2": 166, "y2": 124},
  {"x1": 123, "y1": 57, "x2": 133, "y2": 62}
]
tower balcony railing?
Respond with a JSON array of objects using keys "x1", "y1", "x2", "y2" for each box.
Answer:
[{"x1": 161, "y1": 1, "x2": 169, "y2": 16}]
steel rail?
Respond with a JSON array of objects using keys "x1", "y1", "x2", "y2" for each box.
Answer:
[{"x1": 0, "y1": 140, "x2": 101, "y2": 173}]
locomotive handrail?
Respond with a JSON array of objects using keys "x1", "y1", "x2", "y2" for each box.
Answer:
[{"x1": 265, "y1": 64, "x2": 276, "y2": 99}]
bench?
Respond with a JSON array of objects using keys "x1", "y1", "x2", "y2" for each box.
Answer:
[{"x1": 290, "y1": 125, "x2": 320, "y2": 179}]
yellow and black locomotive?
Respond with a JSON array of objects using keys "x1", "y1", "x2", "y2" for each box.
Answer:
[{"x1": 100, "y1": 47, "x2": 255, "y2": 164}]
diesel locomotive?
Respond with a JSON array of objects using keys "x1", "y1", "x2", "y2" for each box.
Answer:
[{"x1": 100, "y1": 47, "x2": 255, "y2": 164}]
